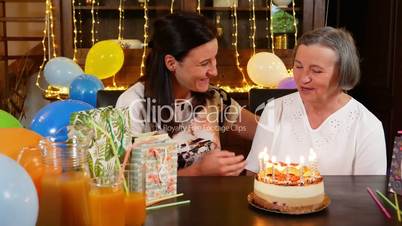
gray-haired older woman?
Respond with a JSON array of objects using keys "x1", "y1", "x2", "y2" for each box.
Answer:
[{"x1": 246, "y1": 27, "x2": 386, "y2": 175}]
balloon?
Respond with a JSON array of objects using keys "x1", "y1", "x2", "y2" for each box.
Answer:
[
  {"x1": 0, "y1": 128, "x2": 44, "y2": 195},
  {"x1": 0, "y1": 109, "x2": 22, "y2": 128},
  {"x1": 0, "y1": 128, "x2": 42, "y2": 160},
  {"x1": 278, "y1": 76, "x2": 297, "y2": 89},
  {"x1": 44, "y1": 57, "x2": 84, "y2": 87},
  {"x1": 0, "y1": 154, "x2": 38, "y2": 226},
  {"x1": 30, "y1": 100, "x2": 94, "y2": 141},
  {"x1": 69, "y1": 74, "x2": 104, "y2": 107},
  {"x1": 247, "y1": 52, "x2": 288, "y2": 87},
  {"x1": 85, "y1": 40, "x2": 124, "y2": 80},
  {"x1": 17, "y1": 147, "x2": 44, "y2": 196}
]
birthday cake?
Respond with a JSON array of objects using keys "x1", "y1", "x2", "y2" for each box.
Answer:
[{"x1": 252, "y1": 160, "x2": 325, "y2": 212}]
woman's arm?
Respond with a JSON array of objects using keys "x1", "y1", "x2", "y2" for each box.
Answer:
[
  {"x1": 235, "y1": 108, "x2": 259, "y2": 140},
  {"x1": 178, "y1": 150, "x2": 246, "y2": 176}
]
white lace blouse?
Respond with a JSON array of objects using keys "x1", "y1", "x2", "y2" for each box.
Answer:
[{"x1": 245, "y1": 92, "x2": 387, "y2": 175}]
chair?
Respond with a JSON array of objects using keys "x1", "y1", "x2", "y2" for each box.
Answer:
[
  {"x1": 248, "y1": 88, "x2": 297, "y2": 115},
  {"x1": 96, "y1": 90, "x2": 125, "y2": 108}
]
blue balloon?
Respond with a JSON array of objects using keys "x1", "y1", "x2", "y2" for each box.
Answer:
[
  {"x1": 30, "y1": 99, "x2": 94, "y2": 141},
  {"x1": 69, "y1": 74, "x2": 104, "y2": 107},
  {"x1": 0, "y1": 154, "x2": 38, "y2": 226},
  {"x1": 44, "y1": 57, "x2": 84, "y2": 87}
]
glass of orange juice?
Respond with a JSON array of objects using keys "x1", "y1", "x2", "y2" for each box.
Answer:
[
  {"x1": 124, "y1": 163, "x2": 146, "y2": 226},
  {"x1": 36, "y1": 138, "x2": 90, "y2": 226},
  {"x1": 89, "y1": 176, "x2": 125, "y2": 226}
]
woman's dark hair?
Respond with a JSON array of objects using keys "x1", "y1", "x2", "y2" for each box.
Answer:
[{"x1": 140, "y1": 12, "x2": 217, "y2": 136}]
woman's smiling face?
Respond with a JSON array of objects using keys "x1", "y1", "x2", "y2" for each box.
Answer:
[
  {"x1": 293, "y1": 44, "x2": 341, "y2": 104},
  {"x1": 172, "y1": 39, "x2": 218, "y2": 96}
]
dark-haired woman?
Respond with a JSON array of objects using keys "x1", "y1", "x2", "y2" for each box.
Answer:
[{"x1": 117, "y1": 12, "x2": 257, "y2": 176}]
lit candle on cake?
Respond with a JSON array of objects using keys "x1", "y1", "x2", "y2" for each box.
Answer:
[
  {"x1": 308, "y1": 148, "x2": 318, "y2": 177},
  {"x1": 285, "y1": 155, "x2": 291, "y2": 183},
  {"x1": 263, "y1": 148, "x2": 269, "y2": 171},
  {"x1": 258, "y1": 152, "x2": 265, "y2": 171},
  {"x1": 299, "y1": 156, "x2": 305, "y2": 184},
  {"x1": 271, "y1": 155, "x2": 277, "y2": 181},
  {"x1": 258, "y1": 147, "x2": 269, "y2": 171}
]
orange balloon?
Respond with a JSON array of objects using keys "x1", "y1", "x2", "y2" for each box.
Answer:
[
  {"x1": 0, "y1": 128, "x2": 43, "y2": 194},
  {"x1": 18, "y1": 147, "x2": 44, "y2": 195},
  {"x1": 0, "y1": 128, "x2": 42, "y2": 160}
]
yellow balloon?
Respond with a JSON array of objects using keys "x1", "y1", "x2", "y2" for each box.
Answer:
[
  {"x1": 85, "y1": 40, "x2": 124, "y2": 80},
  {"x1": 247, "y1": 52, "x2": 288, "y2": 87}
]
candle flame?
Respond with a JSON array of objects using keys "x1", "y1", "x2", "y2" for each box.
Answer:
[
  {"x1": 308, "y1": 148, "x2": 317, "y2": 162},
  {"x1": 299, "y1": 156, "x2": 305, "y2": 165},
  {"x1": 285, "y1": 156, "x2": 291, "y2": 165},
  {"x1": 263, "y1": 154, "x2": 269, "y2": 162},
  {"x1": 258, "y1": 151, "x2": 265, "y2": 159}
]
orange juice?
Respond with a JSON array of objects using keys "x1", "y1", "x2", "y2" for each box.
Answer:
[
  {"x1": 89, "y1": 186, "x2": 125, "y2": 226},
  {"x1": 61, "y1": 171, "x2": 91, "y2": 226},
  {"x1": 125, "y1": 192, "x2": 146, "y2": 226},
  {"x1": 36, "y1": 172, "x2": 62, "y2": 226},
  {"x1": 36, "y1": 171, "x2": 90, "y2": 226}
]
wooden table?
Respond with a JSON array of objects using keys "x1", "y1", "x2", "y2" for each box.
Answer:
[{"x1": 145, "y1": 176, "x2": 398, "y2": 226}]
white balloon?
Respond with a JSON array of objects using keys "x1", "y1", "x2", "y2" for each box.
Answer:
[
  {"x1": 44, "y1": 57, "x2": 84, "y2": 88},
  {"x1": 247, "y1": 52, "x2": 288, "y2": 87},
  {"x1": 0, "y1": 154, "x2": 38, "y2": 226}
]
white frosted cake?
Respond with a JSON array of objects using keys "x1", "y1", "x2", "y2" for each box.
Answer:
[{"x1": 253, "y1": 162, "x2": 325, "y2": 212}]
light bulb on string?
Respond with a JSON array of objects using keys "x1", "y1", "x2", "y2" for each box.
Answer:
[
  {"x1": 197, "y1": 0, "x2": 201, "y2": 14},
  {"x1": 170, "y1": 0, "x2": 175, "y2": 14}
]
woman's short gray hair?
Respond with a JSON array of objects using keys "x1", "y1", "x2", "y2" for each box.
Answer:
[{"x1": 294, "y1": 26, "x2": 360, "y2": 91}]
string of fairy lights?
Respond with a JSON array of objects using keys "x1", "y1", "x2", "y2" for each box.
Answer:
[
  {"x1": 72, "y1": 0, "x2": 78, "y2": 61},
  {"x1": 139, "y1": 0, "x2": 149, "y2": 77},
  {"x1": 95, "y1": 0, "x2": 100, "y2": 43},
  {"x1": 48, "y1": 1, "x2": 56, "y2": 59},
  {"x1": 291, "y1": 0, "x2": 298, "y2": 47},
  {"x1": 265, "y1": 0, "x2": 269, "y2": 49},
  {"x1": 118, "y1": 0, "x2": 125, "y2": 40},
  {"x1": 231, "y1": 2, "x2": 247, "y2": 86},
  {"x1": 217, "y1": 1, "x2": 261, "y2": 93},
  {"x1": 77, "y1": 1, "x2": 83, "y2": 48},
  {"x1": 40, "y1": 0, "x2": 298, "y2": 96},
  {"x1": 269, "y1": 0, "x2": 275, "y2": 53},
  {"x1": 249, "y1": 0, "x2": 256, "y2": 55},
  {"x1": 36, "y1": 0, "x2": 63, "y2": 99},
  {"x1": 90, "y1": 0, "x2": 95, "y2": 45}
]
